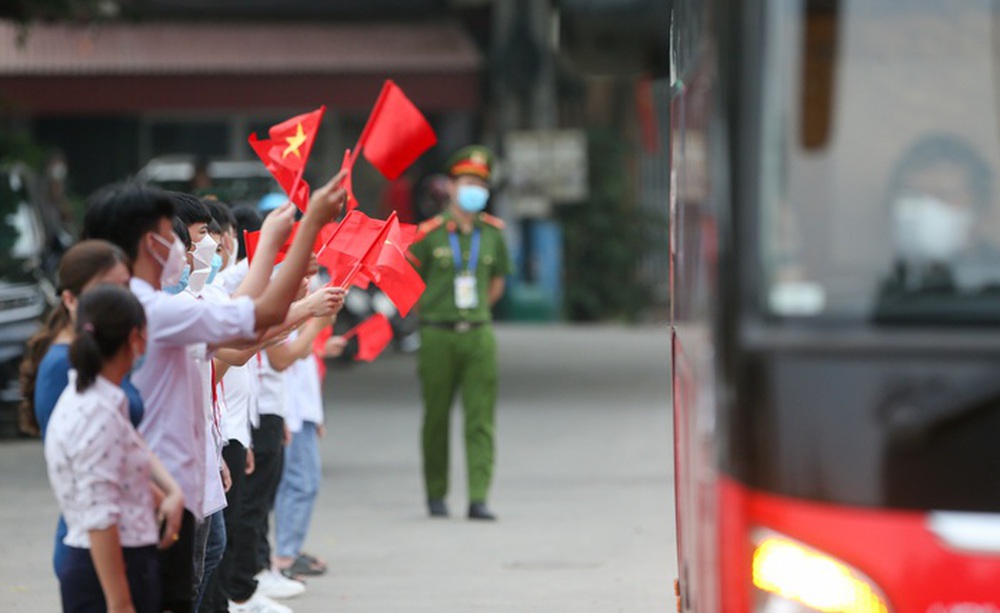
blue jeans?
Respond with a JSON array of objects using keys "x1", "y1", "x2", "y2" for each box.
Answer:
[
  {"x1": 275, "y1": 421, "x2": 321, "y2": 559},
  {"x1": 194, "y1": 510, "x2": 226, "y2": 612}
]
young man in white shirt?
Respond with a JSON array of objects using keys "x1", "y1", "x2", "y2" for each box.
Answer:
[{"x1": 82, "y1": 172, "x2": 346, "y2": 612}]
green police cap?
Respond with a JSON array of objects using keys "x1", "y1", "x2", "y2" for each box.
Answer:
[{"x1": 446, "y1": 145, "x2": 495, "y2": 182}]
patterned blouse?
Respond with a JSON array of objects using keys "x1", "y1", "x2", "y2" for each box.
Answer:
[{"x1": 44, "y1": 372, "x2": 158, "y2": 549}]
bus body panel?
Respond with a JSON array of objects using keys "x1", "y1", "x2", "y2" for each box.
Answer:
[{"x1": 720, "y1": 476, "x2": 1000, "y2": 612}]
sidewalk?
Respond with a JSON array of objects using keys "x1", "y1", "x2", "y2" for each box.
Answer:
[{"x1": 0, "y1": 324, "x2": 675, "y2": 612}]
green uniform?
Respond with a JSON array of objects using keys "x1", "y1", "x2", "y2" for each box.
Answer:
[{"x1": 410, "y1": 211, "x2": 511, "y2": 503}]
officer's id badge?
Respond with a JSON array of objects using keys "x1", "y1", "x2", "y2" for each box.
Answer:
[{"x1": 454, "y1": 271, "x2": 479, "y2": 309}]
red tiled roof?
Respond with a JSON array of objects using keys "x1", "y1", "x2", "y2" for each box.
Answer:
[{"x1": 0, "y1": 20, "x2": 481, "y2": 76}]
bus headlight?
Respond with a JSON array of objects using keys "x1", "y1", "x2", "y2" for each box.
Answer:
[{"x1": 752, "y1": 531, "x2": 890, "y2": 613}]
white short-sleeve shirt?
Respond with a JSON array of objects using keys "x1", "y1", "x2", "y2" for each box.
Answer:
[
  {"x1": 130, "y1": 277, "x2": 256, "y2": 519},
  {"x1": 284, "y1": 350, "x2": 324, "y2": 433}
]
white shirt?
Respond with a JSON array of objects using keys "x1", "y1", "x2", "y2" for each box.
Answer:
[
  {"x1": 215, "y1": 258, "x2": 249, "y2": 297},
  {"x1": 209, "y1": 261, "x2": 256, "y2": 447},
  {"x1": 187, "y1": 283, "x2": 229, "y2": 517},
  {"x1": 221, "y1": 363, "x2": 254, "y2": 447},
  {"x1": 284, "y1": 349, "x2": 324, "y2": 433},
  {"x1": 130, "y1": 277, "x2": 256, "y2": 520},
  {"x1": 256, "y1": 351, "x2": 285, "y2": 419},
  {"x1": 45, "y1": 373, "x2": 158, "y2": 549}
]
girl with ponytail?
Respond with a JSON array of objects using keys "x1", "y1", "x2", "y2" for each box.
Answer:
[
  {"x1": 45, "y1": 285, "x2": 183, "y2": 613},
  {"x1": 20, "y1": 240, "x2": 151, "y2": 578}
]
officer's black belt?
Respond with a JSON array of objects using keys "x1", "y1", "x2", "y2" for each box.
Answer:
[{"x1": 421, "y1": 321, "x2": 486, "y2": 333}]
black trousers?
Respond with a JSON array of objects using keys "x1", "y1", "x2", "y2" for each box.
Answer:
[
  {"x1": 243, "y1": 415, "x2": 285, "y2": 580},
  {"x1": 59, "y1": 544, "x2": 160, "y2": 613},
  {"x1": 205, "y1": 440, "x2": 254, "y2": 610},
  {"x1": 160, "y1": 509, "x2": 197, "y2": 612}
]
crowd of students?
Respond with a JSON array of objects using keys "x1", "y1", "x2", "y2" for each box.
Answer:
[{"x1": 20, "y1": 168, "x2": 351, "y2": 613}]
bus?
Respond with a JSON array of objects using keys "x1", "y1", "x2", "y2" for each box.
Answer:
[{"x1": 670, "y1": 0, "x2": 1000, "y2": 611}]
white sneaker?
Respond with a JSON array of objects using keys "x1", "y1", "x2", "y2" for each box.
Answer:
[
  {"x1": 254, "y1": 569, "x2": 306, "y2": 600},
  {"x1": 229, "y1": 592, "x2": 294, "y2": 613}
]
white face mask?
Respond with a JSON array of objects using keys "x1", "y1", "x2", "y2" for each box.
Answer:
[
  {"x1": 192, "y1": 235, "x2": 218, "y2": 271},
  {"x1": 893, "y1": 195, "x2": 973, "y2": 263},
  {"x1": 149, "y1": 232, "x2": 188, "y2": 288}
]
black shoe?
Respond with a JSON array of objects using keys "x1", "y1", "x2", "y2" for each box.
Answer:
[
  {"x1": 428, "y1": 498, "x2": 449, "y2": 517},
  {"x1": 468, "y1": 502, "x2": 496, "y2": 521}
]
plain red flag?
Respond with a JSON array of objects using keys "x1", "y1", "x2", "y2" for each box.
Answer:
[
  {"x1": 374, "y1": 249, "x2": 424, "y2": 317},
  {"x1": 248, "y1": 106, "x2": 325, "y2": 211},
  {"x1": 346, "y1": 313, "x2": 394, "y2": 362},
  {"x1": 312, "y1": 325, "x2": 333, "y2": 380},
  {"x1": 315, "y1": 210, "x2": 387, "y2": 284},
  {"x1": 355, "y1": 81, "x2": 437, "y2": 181}
]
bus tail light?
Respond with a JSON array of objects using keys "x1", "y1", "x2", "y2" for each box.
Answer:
[{"x1": 751, "y1": 530, "x2": 891, "y2": 613}]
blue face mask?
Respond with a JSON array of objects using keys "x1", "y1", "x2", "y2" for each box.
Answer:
[
  {"x1": 163, "y1": 265, "x2": 190, "y2": 295},
  {"x1": 207, "y1": 254, "x2": 223, "y2": 285},
  {"x1": 130, "y1": 353, "x2": 146, "y2": 374},
  {"x1": 457, "y1": 185, "x2": 489, "y2": 213}
]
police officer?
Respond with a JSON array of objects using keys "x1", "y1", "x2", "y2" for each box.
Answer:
[{"x1": 410, "y1": 145, "x2": 511, "y2": 521}]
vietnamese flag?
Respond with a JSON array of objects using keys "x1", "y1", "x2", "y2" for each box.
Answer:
[
  {"x1": 345, "y1": 313, "x2": 394, "y2": 362},
  {"x1": 248, "y1": 106, "x2": 325, "y2": 211},
  {"x1": 372, "y1": 217, "x2": 425, "y2": 317},
  {"x1": 320, "y1": 249, "x2": 373, "y2": 290},
  {"x1": 316, "y1": 210, "x2": 390, "y2": 286},
  {"x1": 341, "y1": 211, "x2": 397, "y2": 287},
  {"x1": 243, "y1": 222, "x2": 325, "y2": 265},
  {"x1": 354, "y1": 81, "x2": 436, "y2": 180},
  {"x1": 340, "y1": 149, "x2": 359, "y2": 212}
]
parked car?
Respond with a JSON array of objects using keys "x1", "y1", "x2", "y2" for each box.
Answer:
[
  {"x1": 136, "y1": 155, "x2": 278, "y2": 207},
  {"x1": 0, "y1": 164, "x2": 62, "y2": 437}
]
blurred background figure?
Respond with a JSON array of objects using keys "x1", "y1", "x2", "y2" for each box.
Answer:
[{"x1": 881, "y1": 133, "x2": 1000, "y2": 296}]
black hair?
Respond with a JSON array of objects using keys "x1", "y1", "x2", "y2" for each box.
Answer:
[
  {"x1": 83, "y1": 182, "x2": 175, "y2": 261},
  {"x1": 207, "y1": 219, "x2": 222, "y2": 236},
  {"x1": 888, "y1": 134, "x2": 993, "y2": 210},
  {"x1": 204, "y1": 197, "x2": 237, "y2": 234},
  {"x1": 231, "y1": 204, "x2": 263, "y2": 260},
  {"x1": 173, "y1": 218, "x2": 192, "y2": 251},
  {"x1": 19, "y1": 240, "x2": 128, "y2": 435},
  {"x1": 170, "y1": 191, "x2": 213, "y2": 226},
  {"x1": 69, "y1": 285, "x2": 146, "y2": 392}
]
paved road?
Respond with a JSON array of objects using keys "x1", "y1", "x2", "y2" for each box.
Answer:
[{"x1": 0, "y1": 324, "x2": 675, "y2": 612}]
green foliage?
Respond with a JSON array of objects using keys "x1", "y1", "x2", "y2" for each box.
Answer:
[
  {"x1": 0, "y1": 130, "x2": 46, "y2": 170},
  {"x1": 560, "y1": 127, "x2": 662, "y2": 321}
]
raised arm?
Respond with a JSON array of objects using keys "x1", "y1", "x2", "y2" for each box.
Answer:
[
  {"x1": 232, "y1": 202, "x2": 296, "y2": 299},
  {"x1": 266, "y1": 316, "x2": 334, "y2": 372},
  {"x1": 251, "y1": 171, "x2": 347, "y2": 330}
]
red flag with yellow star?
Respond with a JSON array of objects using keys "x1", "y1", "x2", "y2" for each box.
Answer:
[
  {"x1": 340, "y1": 148, "x2": 359, "y2": 212},
  {"x1": 248, "y1": 106, "x2": 325, "y2": 212}
]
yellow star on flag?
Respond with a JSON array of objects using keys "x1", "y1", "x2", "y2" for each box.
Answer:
[{"x1": 283, "y1": 123, "x2": 307, "y2": 158}]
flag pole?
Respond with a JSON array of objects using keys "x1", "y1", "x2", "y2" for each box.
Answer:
[{"x1": 350, "y1": 80, "x2": 393, "y2": 166}]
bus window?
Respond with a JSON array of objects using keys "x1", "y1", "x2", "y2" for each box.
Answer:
[{"x1": 759, "y1": 0, "x2": 1000, "y2": 324}]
